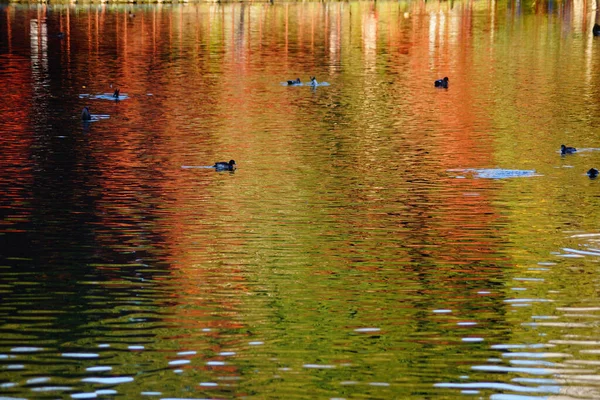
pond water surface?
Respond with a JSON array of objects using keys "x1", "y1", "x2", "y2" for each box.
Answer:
[{"x1": 2, "y1": 1, "x2": 600, "y2": 399}]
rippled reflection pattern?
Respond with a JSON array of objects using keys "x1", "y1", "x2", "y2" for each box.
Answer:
[{"x1": 2, "y1": 0, "x2": 600, "y2": 398}]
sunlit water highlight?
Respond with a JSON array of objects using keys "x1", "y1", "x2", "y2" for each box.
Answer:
[{"x1": 2, "y1": 0, "x2": 600, "y2": 399}]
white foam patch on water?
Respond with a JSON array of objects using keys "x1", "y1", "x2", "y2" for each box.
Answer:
[
  {"x1": 562, "y1": 248, "x2": 600, "y2": 256},
  {"x1": 81, "y1": 377, "x2": 134, "y2": 384},
  {"x1": 96, "y1": 390, "x2": 117, "y2": 395},
  {"x1": 512, "y1": 377, "x2": 557, "y2": 384},
  {"x1": 354, "y1": 328, "x2": 381, "y2": 332},
  {"x1": 177, "y1": 351, "x2": 197, "y2": 356},
  {"x1": 11, "y1": 347, "x2": 43, "y2": 352},
  {"x1": 26, "y1": 377, "x2": 50, "y2": 384},
  {"x1": 303, "y1": 364, "x2": 335, "y2": 369},
  {"x1": 462, "y1": 338, "x2": 484, "y2": 342},
  {"x1": 433, "y1": 309, "x2": 452, "y2": 313},
  {"x1": 471, "y1": 365, "x2": 554, "y2": 374},
  {"x1": 492, "y1": 344, "x2": 554, "y2": 349},
  {"x1": 31, "y1": 386, "x2": 73, "y2": 392},
  {"x1": 502, "y1": 352, "x2": 571, "y2": 358},
  {"x1": 71, "y1": 393, "x2": 97, "y2": 399},
  {"x1": 571, "y1": 233, "x2": 600, "y2": 238},
  {"x1": 448, "y1": 168, "x2": 540, "y2": 179},
  {"x1": 168, "y1": 360, "x2": 191, "y2": 366},
  {"x1": 62, "y1": 353, "x2": 99, "y2": 358},
  {"x1": 435, "y1": 381, "x2": 560, "y2": 393}
]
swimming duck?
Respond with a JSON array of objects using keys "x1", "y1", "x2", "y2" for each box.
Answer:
[
  {"x1": 81, "y1": 107, "x2": 91, "y2": 121},
  {"x1": 434, "y1": 77, "x2": 449, "y2": 88},
  {"x1": 594, "y1": 23, "x2": 600, "y2": 36},
  {"x1": 214, "y1": 160, "x2": 236, "y2": 171},
  {"x1": 588, "y1": 168, "x2": 599, "y2": 178},
  {"x1": 287, "y1": 78, "x2": 301, "y2": 86},
  {"x1": 309, "y1": 77, "x2": 318, "y2": 86},
  {"x1": 560, "y1": 144, "x2": 577, "y2": 155},
  {"x1": 113, "y1": 88, "x2": 120, "y2": 98}
]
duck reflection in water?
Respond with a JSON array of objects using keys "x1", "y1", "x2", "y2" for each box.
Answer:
[
  {"x1": 588, "y1": 168, "x2": 599, "y2": 178},
  {"x1": 214, "y1": 160, "x2": 236, "y2": 171},
  {"x1": 81, "y1": 107, "x2": 91, "y2": 121},
  {"x1": 560, "y1": 144, "x2": 577, "y2": 155}
]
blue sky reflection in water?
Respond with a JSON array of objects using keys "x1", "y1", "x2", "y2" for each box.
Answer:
[{"x1": 2, "y1": 0, "x2": 600, "y2": 398}]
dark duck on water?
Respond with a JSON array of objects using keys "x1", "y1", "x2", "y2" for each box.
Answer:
[
  {"x1": 434, "y1": 77, "x2": 449, "y2": 88},
  {"x1": 214, "y1": 160, "x2": 236, "y2": 171}
]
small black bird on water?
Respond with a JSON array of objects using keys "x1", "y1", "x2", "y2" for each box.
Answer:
[
  {"x1": 593, "y1": 23, "x2": 600, "y2": 37},
  {"x1": 287, "y1": 78, "x2": 301, "y2": 86},
  {"x1": 560, "y1": 144, "x2": 577, "y2": 155},
  {"x1": 113, "y1": 88, "x2": 120, "y2": 98},
  {"x1": 214, "y1": 160, "x2": 236, "y2": 171},
  {"x1": 434, "y1": 77, "x2": 449, "y2": 88},
  {"x1": 587, "y1": 168, "x2": 599, "y2": 178}
]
